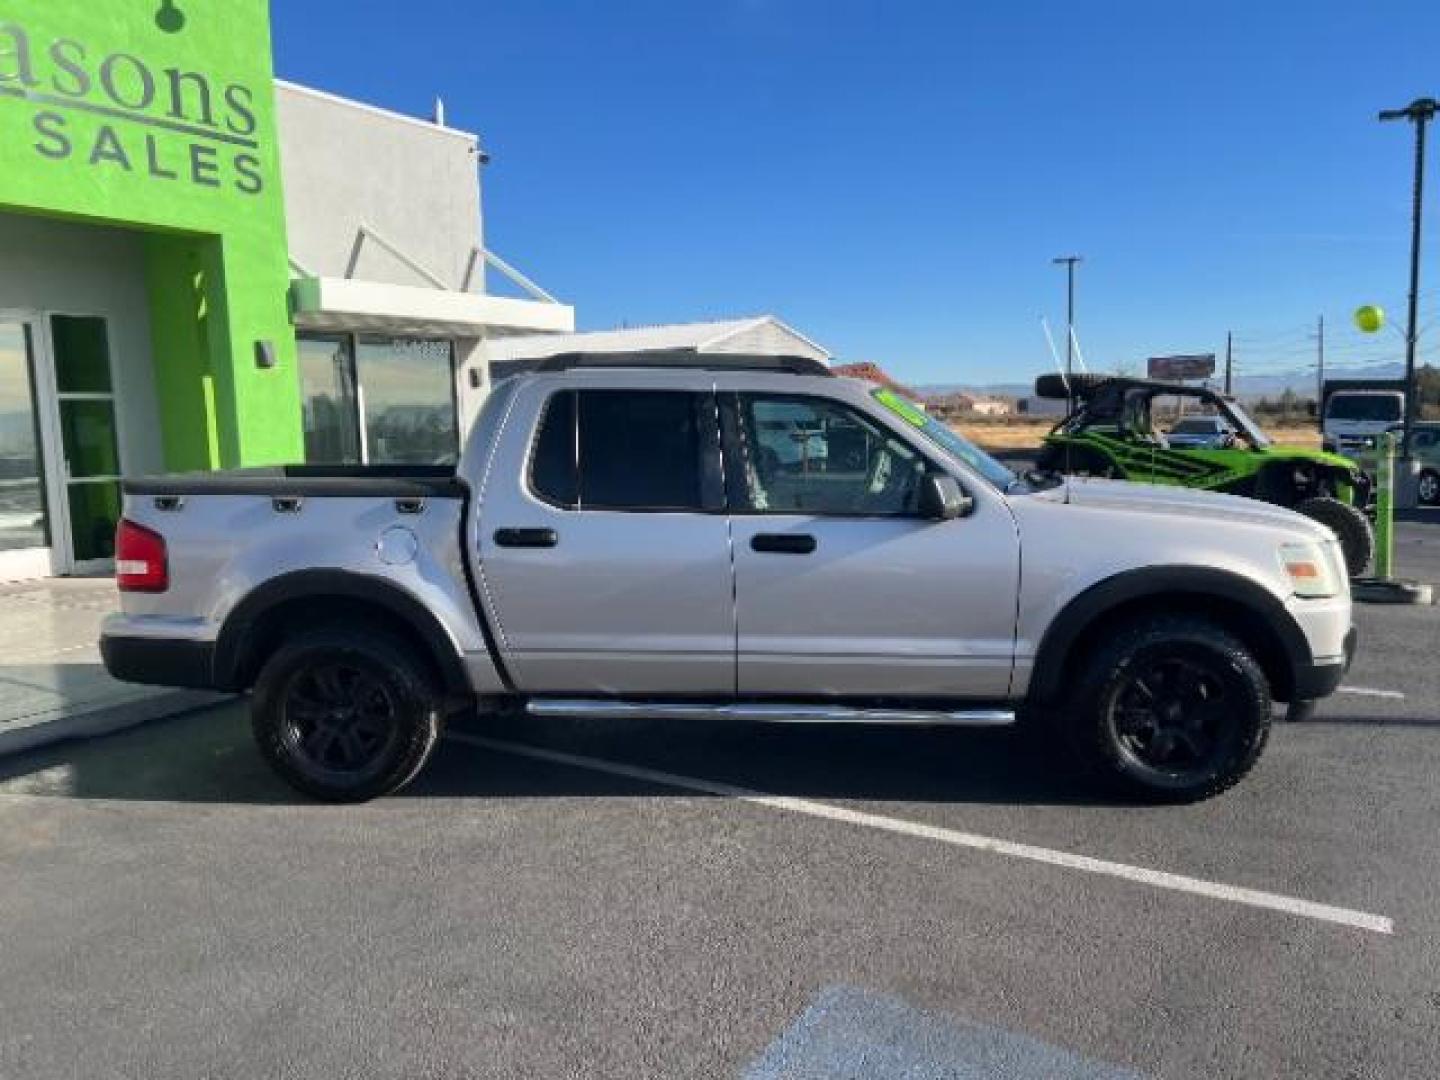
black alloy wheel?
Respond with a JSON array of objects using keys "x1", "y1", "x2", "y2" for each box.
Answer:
[
  {"x1": 279, "y1": 662, "x2": 401, "y2": 780},
  {"x1": 1070, "y1": 614, "x2": 1271, "y2": 802},
  {"x1": 251, "y1": 626, "x2": 444, "y2": 802},
  {"x1": 1107, "y1": 654, "x2": 1234, "y2": 781}
]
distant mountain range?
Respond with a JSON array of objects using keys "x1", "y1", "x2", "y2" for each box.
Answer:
[{"x1": 916, "y1": 361, "x2": 1407, "y2": 402}]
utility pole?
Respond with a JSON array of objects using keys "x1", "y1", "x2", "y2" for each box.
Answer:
[
  {"x1": 1316, "y1": 314, "x2": 1325, "y2": 406},
  {"x1": 1379, "y1": 97, "x2": 1437, "y2": 460},
  {"x1": 1052, "y1": 256, "x2": 1083, "y2": 388},
  {"x1": 1224, "y1": 331, "x2": 1233, "y2": 394}
]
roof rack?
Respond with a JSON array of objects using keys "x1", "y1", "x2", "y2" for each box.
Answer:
[
  {"x1": 1034, "y1": 373, "x2": 1233, "y2": 402},
  {"x1": 534, "y1": 349, "x2": 832, "y2": 377}
]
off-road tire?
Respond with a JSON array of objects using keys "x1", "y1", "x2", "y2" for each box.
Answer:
[
  {"x1": 1034, "y1": 372, "x2": 1113, "y2": 400},
  {"x1": 1067, "y1": 614, "x2": 1272, "y2": 803},
  {"x1": 1295, "y1": 496, "x2": 1374, "y2": 577},
  {"x1": 251, "y1": 625, "x2": 443, "y2": 802},
  {"x1": 1418, "y1": 469, "x2": 1440, "y2": 507}
]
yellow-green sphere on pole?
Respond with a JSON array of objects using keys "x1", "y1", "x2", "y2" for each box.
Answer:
[{"x1": 1354, "y1": 304, "x2": 1385, "y2": 333}]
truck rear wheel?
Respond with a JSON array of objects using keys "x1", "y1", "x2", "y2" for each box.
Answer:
[
  {"x1": 1295, "y1": 496, "x2": 1373, "y2": 577},
  {"x1": 1069, "y1": 614, "x2": 1271, "y2": 803},
  {"x1": 251, "y1": 626, "x2": 443, "y2": 802}
]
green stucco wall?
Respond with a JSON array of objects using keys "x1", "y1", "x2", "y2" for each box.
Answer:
[{"x1": 0, "y1": 0, "x2": 301, "y2": 468}]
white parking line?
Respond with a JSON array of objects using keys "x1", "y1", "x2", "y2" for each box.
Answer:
[
  {"x1": 446, "y1": 733, "x2": 1394, "y2": 936},
  {"x1": 1338, "y1": 686, "x2": 1407, "y2": 701}
]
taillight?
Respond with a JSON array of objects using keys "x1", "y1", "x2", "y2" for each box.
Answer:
[{"x1": 115, "y1": 519, "x2": 169, "y2": 592}]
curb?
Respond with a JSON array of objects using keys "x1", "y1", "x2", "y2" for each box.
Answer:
[{"x1": 0, "y1": 690, "x2": 228, "y2": 758}]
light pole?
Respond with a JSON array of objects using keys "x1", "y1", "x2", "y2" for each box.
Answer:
[
  {"x1": 1052, "y1": 256, "x2": 1083, "y2": 390},
  {"x1": 1378, "y1": 97, "x2": 1437, "y2": 460}
]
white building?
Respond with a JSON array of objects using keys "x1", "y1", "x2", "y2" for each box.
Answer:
[{"x1": 969, "y1": 397, "x2": 1011, "y2": 417}]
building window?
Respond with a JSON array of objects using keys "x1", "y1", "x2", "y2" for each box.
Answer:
[
  {"x1": 298, "y1": 335, "x2": 360, "y2": 464},
  {"x1": 356, "y1": 338, "x2": 459, "y2": 464},
  {"x1": 297, "y1": 334, "x2": 458, "y2": 465}
]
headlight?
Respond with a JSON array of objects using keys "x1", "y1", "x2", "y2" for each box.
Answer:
[{"x1": 1279, "y1": 541, "x2": 1341, "y2": 598}]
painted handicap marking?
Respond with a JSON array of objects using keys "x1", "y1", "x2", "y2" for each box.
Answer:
[{"x1": 743, "y1": 985, "x2": 1141, "y2": 1079}]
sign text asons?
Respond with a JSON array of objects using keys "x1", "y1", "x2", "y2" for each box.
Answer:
[{"x1": 0, "y1": 21, "x2": 265, "y2": 195}]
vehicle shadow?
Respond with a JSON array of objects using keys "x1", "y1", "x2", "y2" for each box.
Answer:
[
  {"x1": 1396, "y1": 507, "x2": 1440, "y2": 523},
  {"x1": 0, "y1": 700, "x2": 1118, "y2": 809}
]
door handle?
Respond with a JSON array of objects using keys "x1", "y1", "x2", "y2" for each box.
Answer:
[
  {"x1": 494, "y1": 527, "x2": 558, "y2": 548},
  {"x1": 750, "y1": 533, "x2": 816, "y2": 555}
]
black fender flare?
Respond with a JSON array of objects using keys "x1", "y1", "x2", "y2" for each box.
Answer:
[
  {"x1": 212, "y1": 569, "x2": 471, "y2": 695},
  {"x1": 1027, "y1": 566, "x2": 1311, "y2": 704}
]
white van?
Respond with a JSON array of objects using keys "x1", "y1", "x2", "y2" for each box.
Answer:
[{"x1": 1322, "y1": 390, "x2": 1404, "y2": 457}]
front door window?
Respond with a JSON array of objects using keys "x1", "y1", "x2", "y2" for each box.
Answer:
[{"x1": 733, "y1": 393, "x2": 928, "y2": 515}]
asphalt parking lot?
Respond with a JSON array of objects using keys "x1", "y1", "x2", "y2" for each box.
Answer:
[{"x1": 1, "y1": 520, "x2": 1437, "y2": 1079}]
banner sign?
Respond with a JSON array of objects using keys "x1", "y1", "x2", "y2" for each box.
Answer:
[{"x1": 1147, "y1": 354, "x2": 1216, "y2": 380}]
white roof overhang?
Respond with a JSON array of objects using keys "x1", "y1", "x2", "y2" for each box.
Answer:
[{"x1": 290, "y1": 277, "x2": 575, "y2": 337}]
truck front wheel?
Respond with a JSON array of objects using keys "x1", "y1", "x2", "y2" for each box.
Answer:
[
  {"x1": 251, "y1": 626, "x2": 443, "y2": 802},
  {"x1": 1069, "y1": 614, "x2": 1272, "y2": 803}
]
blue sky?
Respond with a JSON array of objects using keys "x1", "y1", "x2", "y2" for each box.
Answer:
[{"x1": 271, "y1": 0, "x2": 1440, "y2": 386}]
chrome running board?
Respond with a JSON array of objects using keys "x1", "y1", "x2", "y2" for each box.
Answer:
[{"x1": 524, "y1": 699, "x2": 1015, "y2": 727}]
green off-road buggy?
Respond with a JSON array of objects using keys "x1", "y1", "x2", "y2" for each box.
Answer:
[{"x1": 1033, "y1": 374, "x2": 1375, "y2": 576}]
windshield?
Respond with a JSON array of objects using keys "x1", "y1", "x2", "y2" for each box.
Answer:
[
  {"x1": 1217, "y1": 398, "x2": 1272, "y2": 448},
  {"x1": 871, "y1": 388, "x2": 1017, "y2": 490},
  {"x1": 1171, "y1": 418, "x2": 1223, "y2": 434},
  {"x1": 1327, "y1": 394, "x2": 1402, "y2": 422}
]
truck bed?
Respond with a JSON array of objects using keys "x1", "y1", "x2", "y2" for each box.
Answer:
[{"x1": 110, "y1": 462, "x2": 497, "y2": 694}]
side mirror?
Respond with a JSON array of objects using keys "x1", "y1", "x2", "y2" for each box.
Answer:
[{"x1": 919, "y1": 473, "x2": 973, "y2": 520}]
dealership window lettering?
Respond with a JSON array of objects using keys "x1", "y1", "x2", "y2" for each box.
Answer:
[{"x1": 0, "y1": 21, "x2": 264, "y2": 195}]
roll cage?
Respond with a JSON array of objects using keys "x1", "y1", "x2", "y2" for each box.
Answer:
[{"x1": 1046, "y1": 378, "x2": 1272, "y2": 449}]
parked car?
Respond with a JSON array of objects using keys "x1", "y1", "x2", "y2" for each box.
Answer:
[
  {"x1": 1166, "y1": 415, "x2": 1237, "y2": 449},
  {"x1": 1034, "y1": 374, "x2": 1375, "y2": 576},
  {"x1": 1410, "y1": 423, "x2": 1440, "y2": 506},
  {"x1": 101, "y1": 352, "x2": 1355, "y2": 804},
  {"x1": 1338, "y1": 422, "x2": 1439, "y2": 507}
]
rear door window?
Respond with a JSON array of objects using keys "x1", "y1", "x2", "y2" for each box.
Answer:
[{"x1": 529, "y1": 389, "x2": 715, "y2": 511}]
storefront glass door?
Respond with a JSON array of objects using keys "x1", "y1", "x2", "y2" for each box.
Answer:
[
  {"x1": 0, "y1": 316, "x2": 55, "y2": 580},
  {"x1": 48, "y1": 315, "x2": 122, "y2": 572}
]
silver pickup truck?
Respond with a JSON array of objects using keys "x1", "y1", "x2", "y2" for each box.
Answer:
[{"x1": 101, "y1": 352, "x2": 1355, "y2": 803}]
